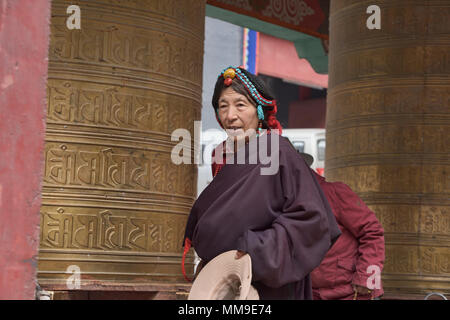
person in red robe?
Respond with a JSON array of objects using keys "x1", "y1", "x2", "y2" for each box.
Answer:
[
  {"x1": 299, "y1": 154, "x2": 385, "y2": 300},
  {"x1": 183, "y1": 66, "x2": 341, "y2": 300}
]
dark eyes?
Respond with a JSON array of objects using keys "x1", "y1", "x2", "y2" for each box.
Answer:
[{"x1": 219, "y1": 103, "x2": 246, "y2": 109}]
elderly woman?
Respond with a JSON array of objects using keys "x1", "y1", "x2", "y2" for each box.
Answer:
[{"x1": 183, "y1": 66, "x2": 340, "y2": 300}]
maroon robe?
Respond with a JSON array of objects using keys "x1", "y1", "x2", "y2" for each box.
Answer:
[
  {"x1": 184, "y1": 133, "x2": 341, "y2": 299},
  {"x1": 311, "y1": 172, "x2": 385, "y2": 300}
]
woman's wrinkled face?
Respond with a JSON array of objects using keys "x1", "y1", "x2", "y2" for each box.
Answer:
[{"x1": 217, "y1": 87, "x2": 259, "y2": 142}]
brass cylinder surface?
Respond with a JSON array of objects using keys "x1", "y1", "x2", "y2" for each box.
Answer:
[
  {"x1": 38, "y1": 0, "x2": 204, "y2": 286},
  {"x1": 327, "y1": 1, "x2": 449, "y2": 297}
]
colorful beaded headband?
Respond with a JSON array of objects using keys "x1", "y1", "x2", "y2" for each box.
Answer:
[
  {"x1": 220, "y1": 66, "x2": 277, "y2": 112},
  {"x1": 216, "y1": 66, "x2": 282, "y2": 133}
]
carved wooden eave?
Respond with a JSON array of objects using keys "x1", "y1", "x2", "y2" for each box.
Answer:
[{"x1": 206, "y1": 0, "x2": 330, "y2": 74}]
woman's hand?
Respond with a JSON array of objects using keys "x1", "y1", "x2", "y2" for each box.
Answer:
[{"x1": 235, "y1": 250, "x2": 247, "y2": 259}]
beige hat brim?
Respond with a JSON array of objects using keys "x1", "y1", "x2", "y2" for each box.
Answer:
[{"x1": 188, "y1": 250, "x2": 259, "y2": 300}]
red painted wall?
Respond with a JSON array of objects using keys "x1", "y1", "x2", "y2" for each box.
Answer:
[
  {"x1": 258, "y1": 33, "x2": 328, "y2": 89},
  {"x1": 0, "y1": 0, "x2": 50, "y2": 299}
]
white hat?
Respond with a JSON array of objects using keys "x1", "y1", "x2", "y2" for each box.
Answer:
[{"x1": 188, "y1": 250, "x2": 259, "y2": 300}]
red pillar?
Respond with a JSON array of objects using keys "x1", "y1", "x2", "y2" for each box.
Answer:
[{"x1": 0, "y1": 0, "x2": 51, "y2": 299}]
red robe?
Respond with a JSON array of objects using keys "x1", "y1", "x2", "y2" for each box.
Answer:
[
  {"x1": 311, "y1": 172, "x2": 385, "y2": 299},
  {"x1": 184, "y1": 133, "x2": 341, "y2": 299}
]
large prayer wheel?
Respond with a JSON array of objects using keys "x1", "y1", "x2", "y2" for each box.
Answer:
[
  {"x1": 327, "y1": 1, "x2": 450, "y2": 298},
  {"x1": 38, "y1": 0, "x2": 203, "y2": 286}
]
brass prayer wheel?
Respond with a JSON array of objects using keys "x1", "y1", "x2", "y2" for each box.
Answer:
[
  {"x1": 327, "y1": 1, "x2": 450, "y2": 297},
  {"x1": 38, "y1": 0, "x2": 204, "y2": 286}
]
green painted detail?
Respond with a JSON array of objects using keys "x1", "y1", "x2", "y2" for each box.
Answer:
[
  {"x1": 206, "y1": 4, "x2": 328, "y2": 74},
  {"x1": 293, "y1": 39, "x2": 328, "y2": 74}
]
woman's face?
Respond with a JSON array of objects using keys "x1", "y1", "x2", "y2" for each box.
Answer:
[{"x1": 217, "y1": 87, "x2": 259, "y2": 142}]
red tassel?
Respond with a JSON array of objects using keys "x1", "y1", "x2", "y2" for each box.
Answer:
[
  {"x1": 267, "y1": 114, "x2": 282, "y2": 134},
  {"x1": 267, "y1": 103, "x2": 278, "y2": 115},
  {"x1": 182, "y1": 238, "x2": 192, "y2": 282}
]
